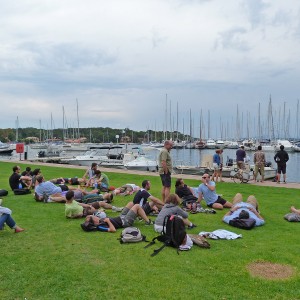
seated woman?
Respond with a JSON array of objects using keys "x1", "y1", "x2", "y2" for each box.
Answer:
[
  {"x1": 284, "y1": 206, "x2": 300, "y2": 222},
  {"x1": 154, "y1": 194, "x2": 196, "y2": 233},
  {"x1": 0, "y1": 201, "x2": 24, "y2": 233},
  {"x1": 222, "y1": 193, "x2": 265, "y2": 227}
]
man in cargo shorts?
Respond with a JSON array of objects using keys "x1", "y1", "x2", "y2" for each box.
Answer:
[{"x1": 158, "y1": 140, "x2": 173, "y2": 202}]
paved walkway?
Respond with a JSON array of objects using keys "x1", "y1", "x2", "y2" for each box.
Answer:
[{"x1": 3, "y1": 158, "x2": 299, "y2": 190}]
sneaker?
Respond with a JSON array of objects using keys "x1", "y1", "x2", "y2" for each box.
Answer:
[
  {"x1": 187, "y1": 223, "x2": 197, "y2": 230},
  {"x1": 42, "y1": 192, "x2": 48, "y2": 203},
  {"x1": 145, "y1": 219, "x2": 154, "y2": 226},
  {"x1": 196, "y1": 207, "x2": 206, "y2": 213},
  {"x1": 112, "y1": 206, "x2": 123, "y2": 212},
  {"x1": 205, "y1": 209, "x2": 216, "y2": 214},
  {"x1": 283, "y1": 181, "x2": 287, "y2": 184},
  {"x1": 149, "y1": 211, "x2": 159, "y2": 216}
]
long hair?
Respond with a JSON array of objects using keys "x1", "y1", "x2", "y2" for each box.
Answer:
[{"x1": 165, "y1": 194, "x2": 180, "y2": 206}]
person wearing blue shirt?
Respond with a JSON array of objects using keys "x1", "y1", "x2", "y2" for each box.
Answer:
[
  {"x1": 223, "y1": 193, "x2": 265, "y2": 226},
  {"x1": 197, "y1": 173, "x2": 232, "y2": 210},
  {"x1": 211, "y1": 150, "x2": 221, "y2": 182}
]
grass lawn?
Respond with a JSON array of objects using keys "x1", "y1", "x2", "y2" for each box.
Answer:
[{"x1": 1, "y1": 161, "x2": 300, "y2": 300}]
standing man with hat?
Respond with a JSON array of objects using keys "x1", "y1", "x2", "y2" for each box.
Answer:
[{"x1": 158, "y1": 140, "x2": 173, "y2": 202}]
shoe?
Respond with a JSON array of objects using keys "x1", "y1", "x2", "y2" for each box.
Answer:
[
  {"x1": 196, "y1": 207, "x2": 206, "y2": 213},
  {"x1": 187, "y1": 223, "x2": 197, "y2": 229},
  {"x1": 277, "y1": 181, "x2": 280, "y2": 184},
  {"x1": 205, "y1": 209, "x2": 216, "y2": 214},
  {"x1": 149, "y1": 211, "x2": 159, "y2": 216},
  {"x1": 42, "y1": 192, "x2": 48, "y2": 203},
  {"x1": 0, "y1": 199, "x2": 2, "y2": 206},
  {"x1": 15, "y1": 227, "x2": 25, "y2": 233},
  {"x1": 283, "y1": 181, "x2": 287, "y2": 184},
  {"x1": 145, "y1": 219, "x2": 154, "y2": 226},
  {"x1": 112, "y1": 206, "x2": 123, "y2": 212}
]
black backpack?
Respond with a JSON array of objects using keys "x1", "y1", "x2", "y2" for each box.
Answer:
[
  {"x1": 145, "y1": 215, "x2": 187, "y2": 256},
  {"x1": 229, "y1": 217, "x2": 256, "y2": 230},
  {"x1": 0, "y1": 189, "x2": 8, "y2": 197}
]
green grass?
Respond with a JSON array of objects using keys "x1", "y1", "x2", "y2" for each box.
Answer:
[{"x1": 1, "y1": 161, "x2": 300, "y2": 300}]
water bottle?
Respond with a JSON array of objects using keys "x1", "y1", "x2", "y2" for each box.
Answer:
[
  {"x1": 94, "y1": 182, "x2": 98, "y2": 189},
  {"x1": 18, "y1": 183, "x2": 22, "y2": 189}
]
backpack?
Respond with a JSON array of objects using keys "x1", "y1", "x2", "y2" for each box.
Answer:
[
  {"x1": 118, "y1": 227, "x2": 147, "y2": 244},
  {"x1": 145, "y1": 215, "x2": 187, "y2": 256},
  {"x1": 0, "y1": 189, "x2": 8, "y2": 197},
  {"x1": 80, "y1": 217, "x2": 98, "y2": 232},
  {"x1": 13, "y1": 188, "x2": 31, "y2": 195},
  {"x1": 229, "y1": 217, "x2": 256, "y2": 230}
]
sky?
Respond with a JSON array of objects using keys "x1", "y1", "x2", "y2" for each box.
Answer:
[{"x1": 1, "y1": 0, "x2": 300, "y2": 140}]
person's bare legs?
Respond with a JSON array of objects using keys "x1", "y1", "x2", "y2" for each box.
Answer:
[
  {"x1": 232, "y1": 193, "x2": 243, "y2": 206},
  {"x1": 283, "y1": 173, "x2": 287, "y2": 183},
  {"x1": 161, "y1": 186, "x2": 170, "y2": 203},
  {"x1": 290, "y1": 206, "x2": 300, "y2": 214},
  {"x1": 130, "y1": 204, "x2": 150, "y2": 222},
  {"x1": 182, "y1": 218, "x2": 193, "y2": 227}
]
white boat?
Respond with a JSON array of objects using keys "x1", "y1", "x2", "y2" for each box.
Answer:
[
  {"x1": 226, "y1": 141, "x2": 239, "y2": 149},
  {"x1": 241, "y1": 139, "x2": 256, "y2": 151},
  {"x1": 215, "y1": 139, "x2": 225, "y2": 149},
  {"x1": 0, "y1": 141, "x2": 14, "y2": 155},
  {"x1": 292, "y1": 143, "x2": 300, "y2": 152},
  {"x1": 206, "y1": 139, "x2": 216, "y2": 149},
  {"x1": 274, "y1": 140, "x2": 293, "y2": 152},
  {"x1": 124, "y1": 156, "x2": 158, "y2": 172}
]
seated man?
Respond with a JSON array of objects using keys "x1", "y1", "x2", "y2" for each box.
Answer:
[
  {"x1": 175, "y1": 178, "x2": 198, "y2": 208},
  {"x1": 284, "y1": 206, "x2": 300, "y2": 222},
  {"x1": 85, "y1": 202, "x2": 154, "y2": 232},
  {"x1": 94, "y1": 170, "x2": 110, "y2": 190},
  {"x1": 34, "y1": 175, "x2": 98, "y2": 202},
  {"x1": 222, "y1": 193, "x2": 265, "y2": 227},
  {"x1": 65, "y1": 190, "x2": 122, "y2": 218},
  {"x1": 113, "y1": 183, "x2": 140, "y2": 196},
  {"x1": 0, "y1": 201, "x2": 25, "y2": 233},
  {"x1": 83, "y1": 163, "x2": 98, "y2": 187},
  {"x1": 9, "y1": 165, "x2": 32, "y2": 190},
  {"x1": 197, "y1": 173, "x2": 232, "y2": 210},
  {"x1": 133, "y1": 180, "x2": 164, "y2": 215}
]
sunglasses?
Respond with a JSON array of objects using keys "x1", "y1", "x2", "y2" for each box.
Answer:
[{"x1": 202, "y1": 176, "x2": 208, "y2": 179}]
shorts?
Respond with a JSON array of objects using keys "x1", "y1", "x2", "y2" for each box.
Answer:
[
  {"x1": 120, "y1": 208, "x2": 137, "y2": 227},
  {"x1": 207, "y1": 196, "x2": 226, "y2": 208},
  {"x1": 213, "y1": 163, "x2": 220, "y2": 170},
  {"x1": 254, "y1": 165, "x2": 265, "y2": 177},
  {"x1": 142, "y1": 202, "x2": 152, "y2": 215},
  {"x1": 59, "y1": 184, "x2": 69, "y2": 191},
  {"x1": 277, "y1": 164, "x2": 286, "y2": 174},
  {"x1": 160, "y1": 172, "x2": 171, "y2": 188},
  {"x1": 237, "y1": 161, "x2": 245, "y2": 170}
]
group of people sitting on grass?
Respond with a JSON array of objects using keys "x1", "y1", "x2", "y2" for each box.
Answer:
[{"x1": 2, "y1": 165, "x2": 300, "y2": 236}]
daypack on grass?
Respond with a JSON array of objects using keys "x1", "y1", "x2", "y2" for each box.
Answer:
[
  {"x1": 0, "y1": 189, "x2": 8, "y2": 197},
  {"x1": 13, "y1": 188, "x2": 31, "y2": 195},
  {"x1": 229, "y1": 217, "x2": 256, "y2": 230},
  {"x1": 145, "y1": 215, "x2": 187, "y2": 256},
  {"x1": 118, "y1": 227, "x2": 147, "y2": 243}
]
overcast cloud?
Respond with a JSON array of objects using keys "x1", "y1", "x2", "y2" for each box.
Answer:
[{"x1": 0, "y1": 0, "x2": 300, "y2": 139}]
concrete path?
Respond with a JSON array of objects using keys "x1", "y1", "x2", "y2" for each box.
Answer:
[{"x1": 3, "y1": 158, "x2": 299, "y2": 190}]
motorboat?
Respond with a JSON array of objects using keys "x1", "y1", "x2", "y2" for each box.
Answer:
[
  {"x1": 124, "y1": 156, "x2": 158, "y2": 172},
  {"x1": 215, "y1": 140, "x2": 225, "y2": 149},
  {"x1": 226, "y1": 141, "x2": 239, "y2": 149},
  {"x1": 206, "y1": 139, "x2": 216, "y2": 149},
  {"x1": 173, "y1": 165, "x2": 206, "y2": 176},
  {"x1": 60, "y1": 145, "x2": 137, "y2": 168},
  {"x1": 292, "y1": 143, "x2": 300, "y2": 152},
  {"x1": 241, "y1": 139, "x2": 256, "y2": 151},
  {"x1": 0, "y1": 141, "x2": 14, "y2": 155},
  {"x1": 274, "y1": 140, "x2": 293, "y2": 152},
  {"x1": 194, "y1": 140, "x2": 206, "y2": 149}
]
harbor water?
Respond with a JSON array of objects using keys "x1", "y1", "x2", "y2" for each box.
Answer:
[{"x1": 1, "y1": 146, "x2": 300, "y2": 183}]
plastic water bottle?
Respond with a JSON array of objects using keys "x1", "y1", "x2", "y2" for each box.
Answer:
[
  {"x1": 18, "y1": 183, "x2": 22, "y2": 189},
  {"x1": 94, "y1": 182, "x2": 98, "y2": 189}
]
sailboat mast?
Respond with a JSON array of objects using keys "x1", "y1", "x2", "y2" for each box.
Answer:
[{"x1": 76, "y1": 99, "x2": 80, "y2": 139}]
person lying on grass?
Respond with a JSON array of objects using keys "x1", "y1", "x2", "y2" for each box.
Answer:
[
  {"x1": 50, "y1": 177, "x2": 86, "y2": 186},
  {"x1": 284, "y1": 206, "x2": 300, "y2": 222},
  {"x1": 0, "y1": 200, "x2": 25, "y2": 233},
  {"x1": 34, "y1": 175, "x2": 98, "y2": 203},
  {"x1": 113, "y1": 183, "x2": 140, "y2": 196},
  {"x1": 197, "y1": 173, "x2": 232, "y2": 210},
  {"x1": 86, "y1": 202, "x2": 154, "y2": 232},
  {"x1": 222, "y1": 193, "x2": 265, "y2": 226},
  {"x1": 65, "y1": 190, "x2": 122, "y2": 218},
  {"x1": 133, "y1": 179, "x2": 164, "y2": 215},
  {"x1": 154, "y1": 194, "x2": 197, "y2": 233}
]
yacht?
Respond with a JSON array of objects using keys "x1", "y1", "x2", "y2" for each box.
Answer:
[
  {"x1": 206, "y1": 139, "x2": 216, "y2": 149},
  {"x1": 274, "y1": 140, "x2": 293, "y2": 152},
  {"x1": 0, "y1": 141, "x2": 14, "y2": 155}
]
